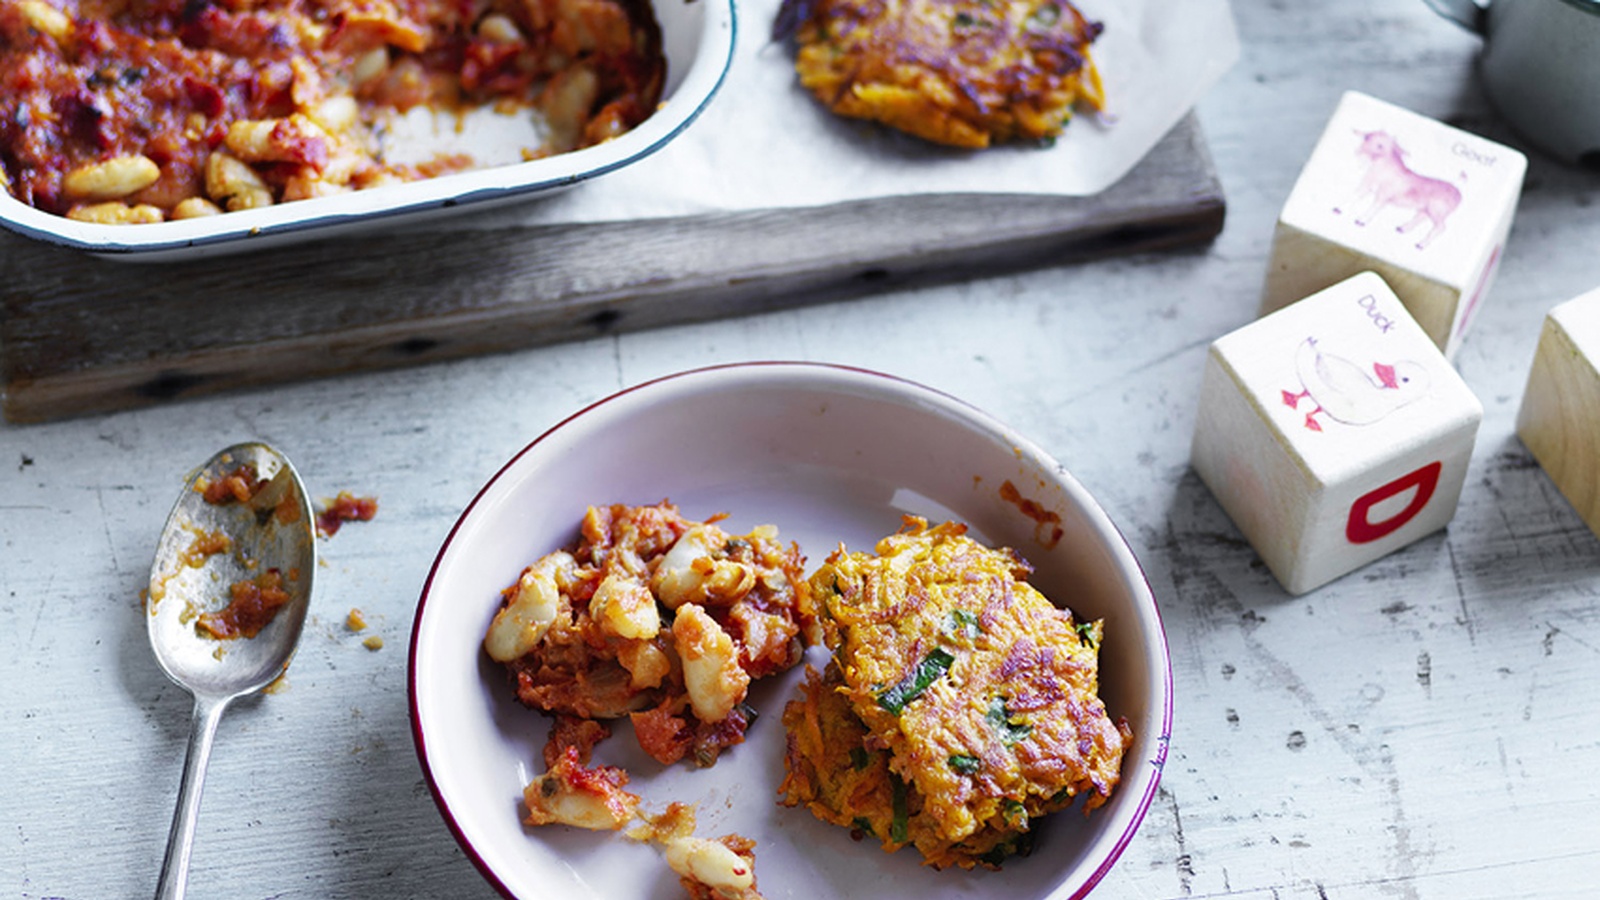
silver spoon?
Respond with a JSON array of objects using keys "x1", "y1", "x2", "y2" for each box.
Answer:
[{"x1": 145, "y1": 443, "x2": 316, "y2": 900}]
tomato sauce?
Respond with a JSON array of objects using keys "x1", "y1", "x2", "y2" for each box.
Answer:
[
  {"x1": 199, "y1": 464, "x2": 267, "y2": 504},
  {"x1": 316, "y1": 490, "x2": 377, "y2": 536},
  {"x1": 196, "y1": 567, "x2": 292, "y2": 639},
  {"x1": 0, "y1": 0, "x2": 664, "y2": 219}
]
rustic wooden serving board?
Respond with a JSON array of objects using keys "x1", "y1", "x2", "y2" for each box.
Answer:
[{"x1": 0, "y1": 115, "x2": 1223, "y2": 424}]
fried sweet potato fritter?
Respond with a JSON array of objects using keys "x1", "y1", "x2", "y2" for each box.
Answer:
[
  {"x1": 775, "y1": 0, "x2": 1104, "y2": 148},
  {"x1": 779, "y1": 517, "x2": 1131, "y2": 869}
]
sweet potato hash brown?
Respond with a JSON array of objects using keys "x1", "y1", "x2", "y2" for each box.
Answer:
[
  {"x1": 772, "y1": 0, "x2": 1104, "y2": 148},
  {"x1": 0, "y1": 0, "x2": 664, "y2": 223},
  {"x1": 485, "y1": 501, "x2": 818, "y2": 777},
  {"x1": 779, "y1": 517, "x2": 1130, "y2": 869}
]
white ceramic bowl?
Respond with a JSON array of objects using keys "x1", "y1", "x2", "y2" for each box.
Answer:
[
  {"x1": 409, "y1": 361, "x2": 1171, "y2": 900},
  {"x1": 0, "y1": 0, "x2": 735, "y2": 259}
]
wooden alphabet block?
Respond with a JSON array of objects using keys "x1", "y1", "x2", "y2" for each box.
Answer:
[
  {"x1": 1516, "y1": 287, "x2": 1600, "y2": 538},
  {"x1": 1193, "y1": 271, "x2": 1484, "y2": 595},
  {"x1": 1262, "y1": 91, "x2": 1526, "y2": 358}
]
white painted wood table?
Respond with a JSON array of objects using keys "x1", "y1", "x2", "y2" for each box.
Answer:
[{"x1": 4, "y1": 1, "x2": 1600, "y2": 898}]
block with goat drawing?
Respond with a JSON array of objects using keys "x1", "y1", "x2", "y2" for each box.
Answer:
[
  {"x1": 1192, "y1": 272, "x2": 1483, "y2": 595},
  {"x1": 1261, "y1": 91, "x2": 1525, "y2": 359}
]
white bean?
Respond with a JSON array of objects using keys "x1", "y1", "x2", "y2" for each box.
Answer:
[
  {"x1": 20, "y1": 1, "x2": 72, "y2": 41},
  {"x1": 62, "y1": 155, "x2": 161, "y2": 201},
  {"x1": 589, "y1": 573, "x2": 660, "y2": 640},
  {"x1": 652, "y1": 527, "x2": 713, "y2": 609},
  {"x1": 351, "y1": 47, "x2": 390, "y2": 86},
  {"x1": 484, "y1": 552, "x2": 575, "y2": 661},
  {"x1": 663, "y1": 837, "x2": 754, "y2": 893},
  {"x1": 522, "y1": 770, "x2": 634, "y2": 830},
  {"x1": 476, "y1": 13, "x2": 523, "y2": 43},
  {"x1": 65, "y1": 201, "x2": 163, "y2": 224},
  {"x1": 309, "y1": 96, "x2": 359, "y2": 135},
  {"x1": 672, "y1": 604, "x2": 748, "y2": 722},
  {"x1": 204, "y1": 152, "x2": 274, "y2": 211},
  {"x1": 170, "y1": 197, "x2": 222, "y2": 219}
]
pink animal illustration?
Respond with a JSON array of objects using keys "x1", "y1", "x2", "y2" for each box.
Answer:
[
  {"x1": 1281, "y1": 337, "x2": 1429, "y2": 431},
  {"x1": 1333, "y1": 130, "x2": 1463, "y2": 250}
]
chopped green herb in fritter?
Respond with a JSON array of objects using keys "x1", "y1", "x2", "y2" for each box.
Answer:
[
  {"x1": 943, "y1": 608, "x2": 982, "y2": 638},
  {"x1": 877, "y1": 647, "x2": 956, "y2": 715},
  {"x1": 948, "y1": 754, "x2": 982, "y2": 774},
  {"x1": 986, "y1": 696, "x2": 1032, "y2": 746},
  {"x1": 1075, "y1": 621, "x2": 1097, "y2": 648}
]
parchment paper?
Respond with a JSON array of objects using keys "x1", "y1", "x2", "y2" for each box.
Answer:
[{"x1": 499, "y1": 0, "x2": 1239, "y2": 224}]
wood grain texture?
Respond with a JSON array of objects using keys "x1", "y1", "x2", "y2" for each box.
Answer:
[
  {"x1": 0, "y1": 116, "x2": 1223, "y2": 423},
  {"x1": 6, "y1": 2, "x2": 1600, "y2": 900},
  {"x1": 1516, "y1": 294, "x2": 1600, "y2": 537}
]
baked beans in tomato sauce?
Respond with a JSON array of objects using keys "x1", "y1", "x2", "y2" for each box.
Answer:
[{"x1": 0, "y1": 0, "x2": 663, "y2": 222}]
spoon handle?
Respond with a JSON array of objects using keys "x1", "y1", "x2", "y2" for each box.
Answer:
[{"x1": 154, "y1": 694, "x2": 230, "y2": 900}]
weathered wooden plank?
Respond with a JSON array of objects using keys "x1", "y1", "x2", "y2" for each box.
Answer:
[{"x1": 0, "y1": 115, "x2": 1223, "y2": 423}]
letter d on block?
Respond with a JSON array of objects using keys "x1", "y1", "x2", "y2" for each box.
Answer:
[{"x1": 1346, "y1": 461, "x2": 1442, "y2": 544}]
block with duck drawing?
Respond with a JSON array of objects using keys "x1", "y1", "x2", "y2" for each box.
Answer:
[
  {"x1": 1517, "y1": 287, "x2": 1600, "y2": 539},
  {"x1": 1261, "y1": 91, "x2": 1526, "y2": 359},
  {"x1": 1192, "y1": 271, "x2": 1483, "y2": 595}
]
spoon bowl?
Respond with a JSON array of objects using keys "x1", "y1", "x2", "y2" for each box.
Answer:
[{"x1": 146, "y1": 442, "x2": 316, "y2": 899}]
